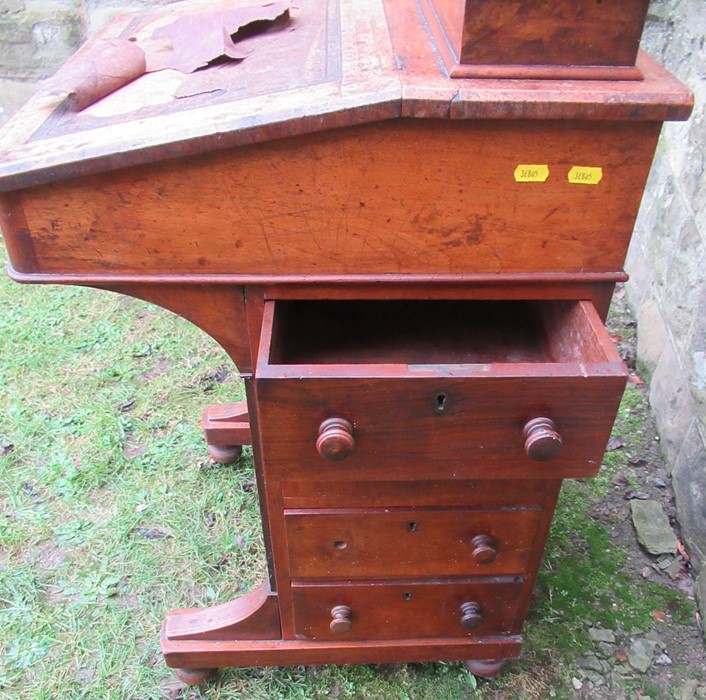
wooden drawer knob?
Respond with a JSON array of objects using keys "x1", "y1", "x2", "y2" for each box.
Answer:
[
  {"x1": 471, "y1": 534, "x2": 498, "y2": 564},
  {"x1": 329, "y1": 605, "x2": 352, "y2": 633},
  {"x1": 460, "y1": 601, "x2": 483, "y2": 630},
  {"x1": 523, "y1": 417, "x2": 562, "y2": 462},
  {"x1": 317, "y1": 418, "x2": 355, "y2": 461}
]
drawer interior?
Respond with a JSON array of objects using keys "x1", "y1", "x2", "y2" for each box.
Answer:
[{"x1": 265, "y1": 299, "x2": 616, "y2": 366}]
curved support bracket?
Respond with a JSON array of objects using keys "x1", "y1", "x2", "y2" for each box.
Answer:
[
  {"x1": 93, "y1": 282, "x2": 252, "y2": 372},
  {"x1": 164, "y1": 581, "x2": 280, "y2": 642}
]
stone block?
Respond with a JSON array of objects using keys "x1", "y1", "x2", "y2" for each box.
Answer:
[
  {"x1": 0, "y1": 77, "x2": 36, "y2": 127},
  {"x1": 649, "y1": 340, "x2": 693, "y2": 469},
  {"x1": 625, "y1": 244, "x2": 654, "y2": 311},
  {"x1": 662, "y1": 217, "x2": 706, "y2": 353},
  {"x1": 630, "y1": 500, "x2": 678, "y2": 556},
  {"x1": 682, "y1": 292, "x2": 706, "y2": 428},
  {"x1": 637, "y1": 299, "x2": 669, "y2": 373},
  {"x1": 0, "y1": 9, "x2": 81, "y2": 79},
  {"x1": 651, "y1": 178, "x2": 692, "y2": 299},
  {"x1": 672, "y1": 420, "x2": 706, "y2": 571},
  {"x1": 697, "y1": 563, "x2": 706, "y2": 645},
  {"x1": 0, "y1": 0, "x2": 25, "y2": 13}
]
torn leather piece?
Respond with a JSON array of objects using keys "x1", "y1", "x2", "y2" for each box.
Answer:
[
  {"x1": 138, "y1": 1, "x2": 291, "y2": 74},
  {"x1": 48, "y1": 38, "x2": 147, "y2": 111}
]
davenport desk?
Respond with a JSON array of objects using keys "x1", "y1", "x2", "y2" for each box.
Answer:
[{"x1": 0, "y1": 0, "x2": 693, "y2": 685}]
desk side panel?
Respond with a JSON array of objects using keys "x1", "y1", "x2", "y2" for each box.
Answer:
[{"x1": 17, "y1": 119, "x2": 660, "y2": 276}]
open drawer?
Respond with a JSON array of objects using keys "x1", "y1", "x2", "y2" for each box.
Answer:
[{"x1": 255, "y1": 299, "x2": 627, "y2": 480}]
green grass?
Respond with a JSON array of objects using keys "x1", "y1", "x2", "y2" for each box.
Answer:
[{"x1": 0, "y1": 239, "x2": 695, "y2": 699}]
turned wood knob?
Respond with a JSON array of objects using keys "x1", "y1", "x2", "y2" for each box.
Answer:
[
  {"x1": 523, "y1": 417, "x2": 562, "y2": 462},
  {"x1": 460, "y1": 601, "x2": 483, "y2": 630},
  {"x1": 330, "y1": 605, "x2": 352, "y2": 633},
  {"x1": 471, "y1": 534, "x2": 498, "y2": 564},
  {"x1": 317, "y1": 418, "x2": 355, "y2": 461}
]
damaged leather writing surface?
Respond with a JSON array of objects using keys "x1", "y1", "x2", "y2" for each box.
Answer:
[{"x1": 46, "y1": 0, "x2": 291, "y2": 111}]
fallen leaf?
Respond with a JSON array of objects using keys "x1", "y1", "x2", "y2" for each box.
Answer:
[
  {"x1": 609, "y1": 334, "x2": 623, "y2": 342},
  {"x1": 234, "y1": 534, "x2": 245, "y2": 548},
  {"x1": 22, "y1": 482, "x2": 40, "y2": 499},
  {"x1": 203, "y1": 511, "x2": 216, "y2": 528},
  {"x1": 1, "y1": 443, "x2": 14, "y2": 456},
  {"x1": 159, "y1": 676, "x2": 186, "y2": 698},
  {"x1": 606, "y1": 436, "x2": 626, "y2": 451},
  {"x1": 629, "y1": 373, "x2": 644, "y2": 385},
  {"x1": 135, "y1": 527, "x2": 172, "y2": 539},
  {"x1": 135, "y1": 503, "x2": 149, "y2": 513},
  {"x1": 123, "y1": 443, "x2": 147, "y2": 459},
  {"x1": 624, "y1": 490, "x2": 650, "y2": 500},
  {"x1": 652, "y1": 610, "x2": 667, "y2": 622},
  {"x1": 615, "y1": 649, "x2": 628, "y2": 662},
  {"x1": 214, "y1": 554, "x2": 230, "y2": 569},
  {"x1": 613, "y1": 471, "x2": 629, "y2": 486},
  {"x1": 119, "y1": 398, "x2": 136, "y2": 412},
  {"x1": 677, "y1": 540, "x2": 690, "y2": 562},
  {"x1": 131, "y1": 344, "x2": 153, "y2": 358}
]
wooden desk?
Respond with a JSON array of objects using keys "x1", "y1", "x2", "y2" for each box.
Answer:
[{"x1": 0, "y1": 0, "x2": 692, "y2": 685}]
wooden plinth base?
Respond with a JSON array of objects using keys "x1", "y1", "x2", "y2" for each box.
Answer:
[{"x1": 161, "y1": 633, "x2": 522, "y2": 673}]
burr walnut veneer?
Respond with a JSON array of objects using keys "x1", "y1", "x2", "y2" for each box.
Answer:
[{"x1": 0, "y1": 0, "x2": 692, "y2": 684}]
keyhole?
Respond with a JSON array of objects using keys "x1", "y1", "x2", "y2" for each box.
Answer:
[
  {"x1": 333, "y1": 540, "x2": 347, "y2": 549},
  {"x1": 403, "y1": 592, "x2": 412, "y2": 601},
  {"x1": 435, "y1": 393, "x2": 447, "y2": 413},
  {"x1": 407, "y1": 521, "x2": 418, "y2": 532}
]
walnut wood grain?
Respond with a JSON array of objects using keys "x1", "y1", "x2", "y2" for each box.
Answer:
[
  {"x1": 256, "y1": 299, "x2": 626, "y2": 480},
  {"x1": 160, "y1": 633, "x2": 524, "y2": 669},
  {"x1": 285, "y1": 507, "x2": 540, "y2": 578},
  {"x1": 426, "y1": 0, "x2": 649, "y2": 71},
  {"x1": 13, "y1": 120, "x2": 662, "y2": 276},
  {"x1": 164, "y1": 582, "x2": 280, "y2": 642},
  {"x1": 281, "y1": 478, "x2": 549, "y2": 509},
  {"x1": 291, "y1": 578, "x2": 524, "y2": 640}
]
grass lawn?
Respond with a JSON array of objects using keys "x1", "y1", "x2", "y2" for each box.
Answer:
[{"x1": 0, "y1": 240, "x2": 696, "y2": 699}]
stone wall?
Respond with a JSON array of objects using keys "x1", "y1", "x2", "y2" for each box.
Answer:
[
  {"x1": 0, "y1": 0, "x2": 704, "y2": 604},
  {"x1": 0, "y1": 0, "x2": 174, "y2": 126},
  {"x1": 628, "y1": 1, "x2": 706, "y2": 583}
]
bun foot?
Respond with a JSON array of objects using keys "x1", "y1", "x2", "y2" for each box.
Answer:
[
  {"x1": 208, "y1": 444, "x2": 243, "y2": 464},
  {"x1": 463, "y1": 658, "x2": 506, "y2": 679},
  {"x1": 174, "y1": 667, "x2": 218, "y2": 685}
]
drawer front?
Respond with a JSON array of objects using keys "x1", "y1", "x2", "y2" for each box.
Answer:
[
  {"x1": 258, "y1": 375, "x2": 625, "y2": 480},
  {"x1": 292, "y1": 579, "x2": 524, "y2": 640},
  {"x1": 286, "y1": 508, "x2": 541, "y2": 578}
]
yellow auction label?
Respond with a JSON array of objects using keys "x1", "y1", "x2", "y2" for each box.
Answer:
[
  {"x1": 514, "y1": 164, "x2": 549, "y2": 182},
  {"x1": 568, "y1": 166, "x2": 603, "y2": 185}
]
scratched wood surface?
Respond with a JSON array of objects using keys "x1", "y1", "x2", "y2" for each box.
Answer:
[{"x1": 14, "y1": 119, "x2": 659, "y2": 276}]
